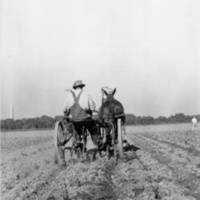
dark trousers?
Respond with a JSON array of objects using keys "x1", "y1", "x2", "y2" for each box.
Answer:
[{"x1": 73, "y1": 119, "x2": 100, "y2": 146}]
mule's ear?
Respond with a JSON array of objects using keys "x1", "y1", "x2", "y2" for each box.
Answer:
[
  {"x1": 102, "y1": 88, "x2": 108, "y2": 96},
  {"x1": 113, "y1": 88, "x2": 116, "y2": 96}
]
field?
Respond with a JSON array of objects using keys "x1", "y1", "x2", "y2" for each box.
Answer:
[{"x1": 1, "y1": 124, "x2": 200, "y2": 200}]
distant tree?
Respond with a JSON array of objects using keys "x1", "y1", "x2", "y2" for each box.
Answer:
[
  {"x1": 2, "y1": 119, "x2": 15, "y2": 130},
  {"x1": 1, "y1": 120, "x2": 9, "y2": 130},
  {"x1": 55, "y1": 115, "x2": 64, "y2": 122},
  {"x1": 125, "y1": 114, "x2": 137, "y2": 125},
  {"x1": 22, "y1": 118, "x2": 33, "y2": 129},
  {"x1": 156, "y1": 116, "x2": 168, "y2": 124},
  {"x1": 196, "y1": 115, "x2": 200, "y2": 121},
  {"x1": 175, "y1": 113, "x2": 186, "y2": 123},
  {"x1": 138, "y1": 116, "x2": 144, "y2": 124},
  {"x1": 143, "y1": 116, "x2": 154, "y2": 124},
  {"x1": 40, "y1": 115, "x2": 55, "y2": 128},
  {"x1": 14, "y1": 119, "x2": 24, "y2": 129},
  {"x1": 168, "y1": 115, "x2": 176, "y2": 123}
]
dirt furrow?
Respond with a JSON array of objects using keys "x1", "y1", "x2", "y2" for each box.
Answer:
[
  {"x1": 138, "y1": 131, "x2": 200, "y2": 154},
  {"x1": 2, "y1": 128, "x2": 200, "y2": 200},
  {"x1": 127, "y1": 133, "x2": 200, "y2": 199},
  {"x1": 1, "y1": 136, "x2": 53, "y2": 154}
]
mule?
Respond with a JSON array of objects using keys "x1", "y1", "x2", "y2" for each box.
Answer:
[{"x1": 99, "y1": 88, "x2": 125, "y2": 159}]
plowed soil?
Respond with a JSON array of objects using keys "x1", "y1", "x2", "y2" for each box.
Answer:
[{"x1": 1, "y1": 124, "x2": 200, "y2": 200}]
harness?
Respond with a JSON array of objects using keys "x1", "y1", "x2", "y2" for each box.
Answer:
[{"x1": 69, "y1": 90, "x2": 91, "y2": 121}]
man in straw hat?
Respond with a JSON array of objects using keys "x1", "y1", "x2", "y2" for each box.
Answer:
[
  {"x1": 63, "y1": 80, "x2": 101, "y2": 150},
  {"x1": 192, "y1": 117, "x2": 198, "y2": 131}
]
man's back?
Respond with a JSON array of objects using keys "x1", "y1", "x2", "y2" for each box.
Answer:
[{"x1": 63, "y1": 88, "x2": 96, "y2": 119}]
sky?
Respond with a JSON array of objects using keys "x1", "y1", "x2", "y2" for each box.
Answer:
[{"x1": 1, "y1": 0, "x2": 200, "y2": 119}]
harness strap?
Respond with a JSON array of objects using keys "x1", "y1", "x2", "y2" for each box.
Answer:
[
  {"x1": 71, "y1": 90, "x2": 83, "y2": 104},
  {"x1": 76, "y1": 90, "x2": 83, "y2": 103},
  {"x1": 71, "y1": 91, "x2": 76, "y2": 102}
]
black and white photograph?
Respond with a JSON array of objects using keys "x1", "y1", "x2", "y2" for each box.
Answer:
[{"x1": 1, "y1": 0, "x2": 200, "y2": 199}]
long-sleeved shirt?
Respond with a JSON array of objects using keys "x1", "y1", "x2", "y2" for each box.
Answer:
[{"x1": 63, "y1": 88, "x2": 96, "y2": 116}]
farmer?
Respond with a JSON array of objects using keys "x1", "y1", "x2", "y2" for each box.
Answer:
[
  {"x1": 63, "y1": 80, "x2": 101, "y2": 149},
  {"x1": 192, "y1": 117, "x2": 198, "y2": 131}
]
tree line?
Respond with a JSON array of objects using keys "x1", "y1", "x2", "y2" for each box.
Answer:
[
  {"x1": 1, "y1": 113, "x2": 199, "y2": 131},
  {"x1": 125, "y1": 113, "x2": 199, "y2": 125}
]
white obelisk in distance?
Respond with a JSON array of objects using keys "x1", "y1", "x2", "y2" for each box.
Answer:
[{"x1": 10, "y1": 103, "x2": 14, "y2": 120}]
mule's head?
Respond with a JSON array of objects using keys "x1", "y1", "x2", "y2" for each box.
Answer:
[{"x1": 102, "y1": 88, "x2": 116, "y2": 103}]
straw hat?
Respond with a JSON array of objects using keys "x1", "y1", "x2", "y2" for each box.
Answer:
[{"x1": 72, "y1": 80, "x2": 86, "y2": 89}]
